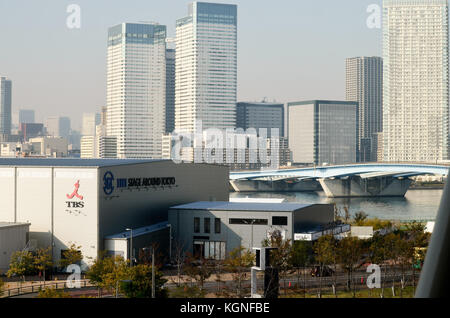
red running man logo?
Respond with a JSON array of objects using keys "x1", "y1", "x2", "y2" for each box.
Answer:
[{"x1": 66, "y1": 180, "x2": 84, "y2": 200}]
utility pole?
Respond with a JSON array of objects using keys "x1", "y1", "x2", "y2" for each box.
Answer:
[
  {"x1": 152, "y1": 247, "x2": 155, "y2": 298},
  {"x1": 126, "y1": 228, "x2": 133, "y2": 267}
]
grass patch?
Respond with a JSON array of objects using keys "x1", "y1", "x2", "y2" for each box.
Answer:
[{"x1": 281, "y1": 286, "x2": 416, "y2": 298}]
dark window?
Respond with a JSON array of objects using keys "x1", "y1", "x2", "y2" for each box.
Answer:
[
  {"x1": 194, "y1": 217, "x2": 200, "y2": 233},
  {"x1": 229, "y1": 218, "x2": 268, "y2": 225},
  {"x1": 193, "y1": 236, "x2": 209, "y2": 240},
  {"x1": 272, "y1": 216, "x2": 288, "y2": 226},
  {"x1": 204, "y1": 217, "x2": 210, "y2": 233},
  {"x1": 193, "y1": 242, "x2": 204, "y2": 258},
  {"x1": 215, "y1": 218, "x2": 221, "y2": 234}
]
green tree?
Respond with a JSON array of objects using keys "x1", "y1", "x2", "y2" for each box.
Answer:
[
  {"x1": 121, "y1": 264, "x2": 168, "y2": 298},
  {"x1": 313, "y1": 235, "x2": 337, "y2": 297},
  {"x1": 172, "y1": 240, "x2": 186, "y2": 286},
  {"x1": 0, "y1": 277, "x2": 5, "y2": 296},
  {"x1": 383, "y1": 232, "x2": 400, "y2": 297},
  {"x1": 214, "y1": 260, "x2": 226, "y2": 297},
  {"x1": 263, "y1": 230, "x2": 292, "y2": 295},
  {"x1": 406, "y1": 221, "x2": 430, "y2": 293},
  {"x1": 86, "y1": 253, "x2": 130, "y2": 297},
  {"x1": 59, "y1": 243, "x2": 83, "y2": 269},
  {"x1": 85, "y1": 251, "x2": 108, "y2": 297},
  {"x1": 368, "y1": 233, "x2": 389, "y2": 297},
  {"x1": 7, "y1": 250, "x2": 35, "y2": 282},
  {"x1": 395, "y1": 235, "x2": 413, "y2": 297},
  {"x1": 289, "y1": 241, "x2": 312, "y2": 297},
  {"x1": 36, "y1": 287, "x2": 71, "y2": 298},
  {"x1": 224, "y1": 246, "x2": 254, "y2": 298},
  {"x1": 354, "y1": 211, "x2": 368, "y2": 225},
  {"x1": 183, "y1": 254, "x2": 213, "y2": 291},
  {"x1": 337, "y1": 237, "x2": 364, "y2": 297},
  {"x1": 362, "y1": 218, "x2": 392, "y2": 230},
  {"x1": 406, "y1": 221, "x2": 430, "y2": 248},
  {"x1": 34, "y1": 247, "x2": 53, "y2": 284},
  {"x1": 98, "y1": 255, "x2": 130, "y2": 297}
]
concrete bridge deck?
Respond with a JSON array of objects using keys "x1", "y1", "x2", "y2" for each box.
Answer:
[{"x1": 229, "y1": 163, "x2": 449, "y2": 197}]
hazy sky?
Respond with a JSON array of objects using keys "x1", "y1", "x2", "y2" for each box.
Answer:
[{"x1": 0, "y1": 0, "x2": 382, "y2": 130}]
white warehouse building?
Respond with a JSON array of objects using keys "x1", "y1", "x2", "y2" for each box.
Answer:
[{"x1": 0, "y1": 158, "x2": 228, "y2": 268}]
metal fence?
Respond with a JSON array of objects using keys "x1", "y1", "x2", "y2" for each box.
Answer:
[{"x1": 0, "y1": 280, "x2": 92, "y2": 298}]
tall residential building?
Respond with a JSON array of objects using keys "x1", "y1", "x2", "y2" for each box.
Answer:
[
  {"x1": 236, "y1": 102, "x2": 284, "y2": 137},
  {"x1": 175, "y1": 2, "x2": 237, "y2": 134},
  {"x1": 81, "y1": 112, "x2": 101, "y2": 136},
  {"x1": 106, "y1": 22, "x2": 166, "y2": 159},
  {"x1": 0, "y1": 77, "x2": 12, "y2": 136},
  {"x1": 288, "y1": 100, "x2": 359, "y2": 166},
  {"x1": 383, "y1": 0, "x2": 449, "y2": 162},
  {"x1": 346, "y1": 57, "x2": 383, "y2": 162},
  {"x1": 19, "y1": 109, "x2": 35, "y2": 124},
  {"x1": 165, "y1": 39, "x2": 176, "y2": 134}
]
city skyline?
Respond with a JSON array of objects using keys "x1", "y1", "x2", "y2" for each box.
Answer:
[{"x1": 0, "y1": 0, "x2": 383, "y2": 130}]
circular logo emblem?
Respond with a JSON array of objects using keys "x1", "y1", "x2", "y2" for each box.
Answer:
[{"x1": 103, "y1": 171, "x2": 115, "y2": 195}]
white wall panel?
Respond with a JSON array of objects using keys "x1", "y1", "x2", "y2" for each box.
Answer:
[
  {"x1": 53, "y1": 168, "x2": 98, "y2": 266},
  {"x1": 0, "y1": 168, "x2": 15, "y2": 222},
  {"x1": 16, "y1": 168, "x2": 52, "y2": 248}
]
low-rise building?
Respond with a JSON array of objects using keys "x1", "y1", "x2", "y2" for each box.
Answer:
[
  {"x1": 350, "y1": 226, "x2": 374, "y2": 239},
  {"x1": 0, "y1": 222, "x2": 30, "y2": 274},
  {"x1": 29, "y1": 136, "x2": 68, "y2": 157},
  {"x1": 168, "y1": 201, "x2": 349, "y2": 259},
  {"x1": 0, "y1": 158, "x2": 228, "y2": 267}
]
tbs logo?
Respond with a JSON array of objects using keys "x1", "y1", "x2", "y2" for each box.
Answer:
[{"x1": 66, "y1": 180, "x2": 85, "y2": 208}]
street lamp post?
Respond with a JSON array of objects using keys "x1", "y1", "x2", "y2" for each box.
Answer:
[
  {"x1": 152, "y1": 246, "x2": 155, "y2": 298},
  {"x1": 167, "y1": 224, "x2": 172, "y2": 261},
  {"x1": 126, "y1": 228, "x2": 133, "y2": 267},
  {"x1": 243, "y1": 219, "x2": 256, "y2": 249},
  {"x1": 143, "y1": 247, "x2": 156, "y2": 298}
]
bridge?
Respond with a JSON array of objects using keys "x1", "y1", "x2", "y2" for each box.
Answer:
[{"x1": 229, "y1": 163, "x2": 449, "y2": 197}]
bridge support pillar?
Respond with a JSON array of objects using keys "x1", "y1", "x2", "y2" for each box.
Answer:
[{"x1": 319, "y1": 176, "x2": 412, "y2": 198}]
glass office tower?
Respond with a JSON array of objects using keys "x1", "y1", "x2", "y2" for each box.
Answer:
[{"x1": 175, "y1": 2, "x2": 237, "y2": 134}]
